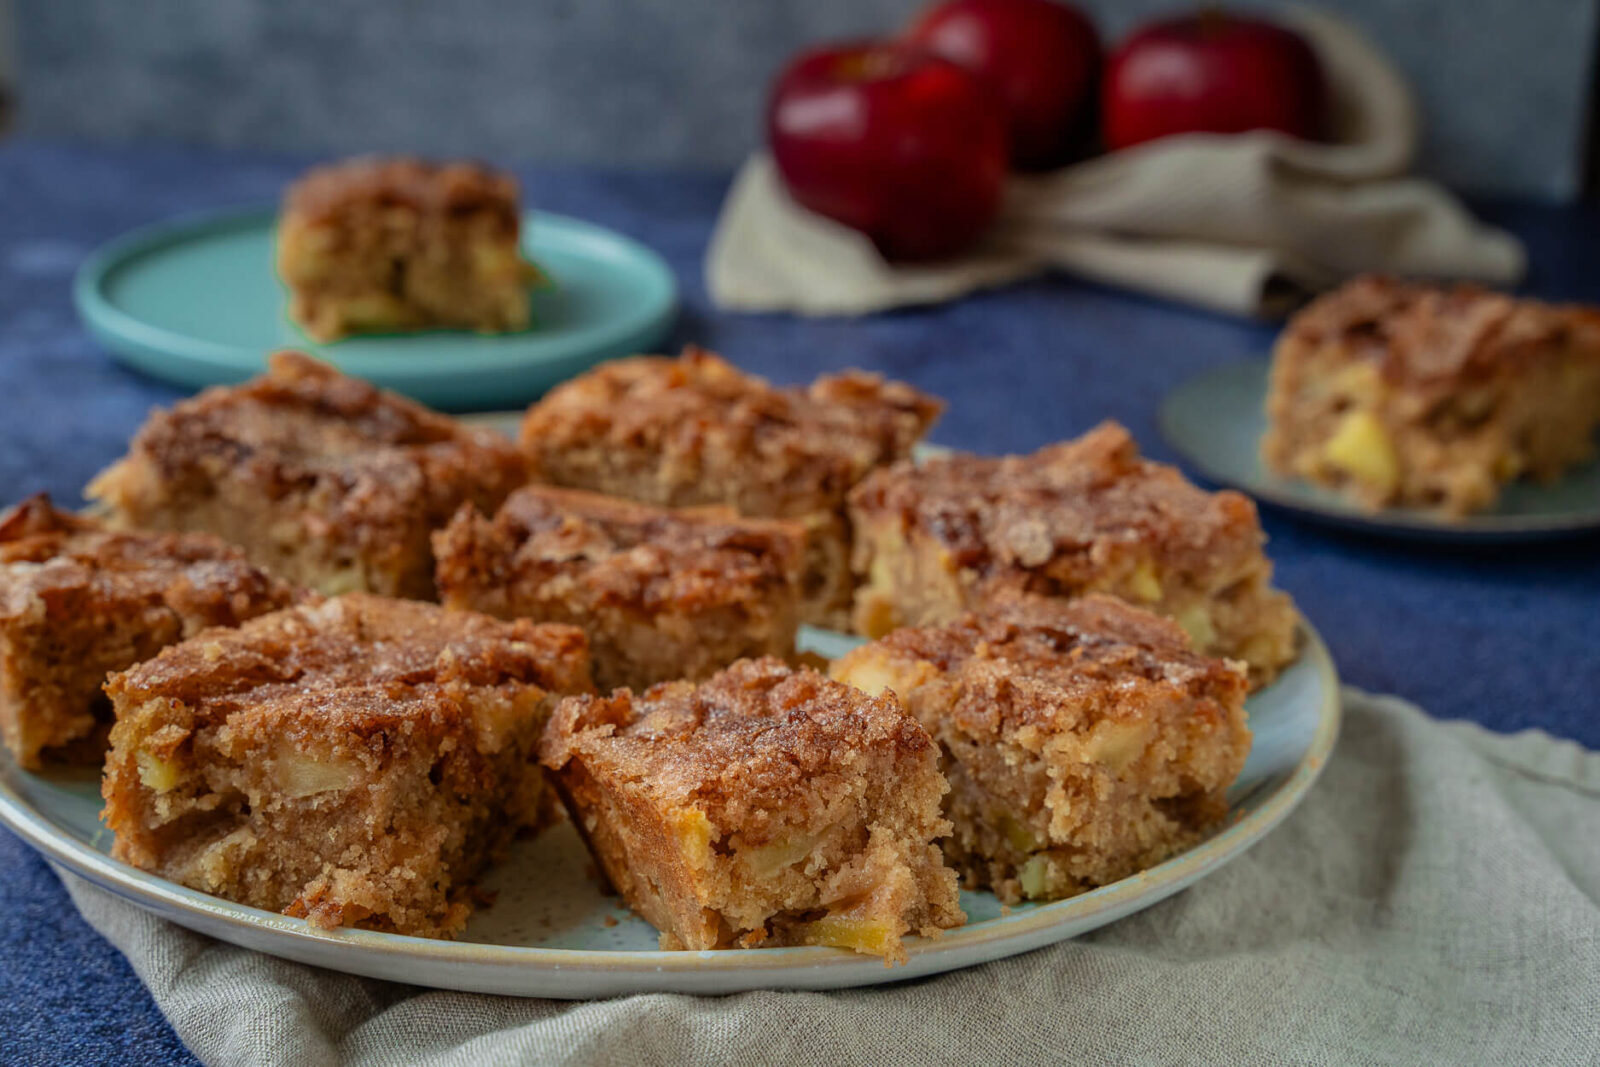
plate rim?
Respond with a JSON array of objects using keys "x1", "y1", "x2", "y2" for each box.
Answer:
[
  {"x1": 0, "y1": 620, "x2": 1340, "y2": 994},
  {"x1": 71, "y1": 203, "x2": 679, "y2": 399},
  {"x1": 1159, "y1": 359, "x2": 1600, "y2": 542}
]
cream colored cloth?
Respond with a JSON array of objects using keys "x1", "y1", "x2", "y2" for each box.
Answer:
[
  {"x1": 707, "y1": 10, "x2": 1526, "y2": 318},
  {"x1": 60, "y1": 689, "x2": 1600, "y2": 1066}
]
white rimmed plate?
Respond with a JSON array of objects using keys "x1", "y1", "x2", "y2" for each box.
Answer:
[{"x1": 0, "y1": 620, "x2": 1338, "y2": 998}]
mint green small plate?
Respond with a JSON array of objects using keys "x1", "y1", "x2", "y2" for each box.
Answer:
[
  {"x1": 74, "y1": 207, "x2": 678, "y2": 410},
  {"x1": 1160, "y1": 360, "x2": 1600, "y2": 542}
]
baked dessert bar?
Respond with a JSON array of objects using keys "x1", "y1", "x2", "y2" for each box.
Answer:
[
  {"x1": 831, "y1": 594, "x2": 1251, "y2": 904},
  {"x1": 87, "y1": 352, "x2": 528, "y2": 600},
  {"x1": 518, "y1": 347, "x2": 943, "y2": 630},
  {"x1": 848, "y1": 421, "x2": 1298, "y2": 685},
  {"x1": 539, "y1": 657, "x2": 964, "y2": 962},
  {"x1": 276, "y1": 156, "x2": 543, "y2": 342},
  {"x1": 0, "y1": 494, "x2": 295, "y2": 769},
  {"x1": 102, "y1": 593, "x2": 592, "y2": 938},
  {"x1": 1261, "y1": 275, "x2": 1600, "y2": 516},
  {"x1": 434, "y1": 485, "x2": 803, "y2": 693}
]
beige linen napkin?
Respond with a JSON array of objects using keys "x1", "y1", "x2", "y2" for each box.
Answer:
[
  {"x1": 707, "y1": 10, "x2": 1526, "y2": 318},
  {"x1": 60, "y1": 689, "x2": 1600, "y2": 1066}
]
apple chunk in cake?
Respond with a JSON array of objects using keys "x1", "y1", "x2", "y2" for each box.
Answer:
[
  {"x1": 434, "y1": 485, "x2": 804, "y2": 693},
  {"x1": 277, "y1": 156, "x2": 544, "y2": 342},
  {"x1": 539, "y1": 658, "x2": 964, "y2": 962},
  {"x1": 848, "y1": 420, "x2": 1297, "y2": 686},
  {"x1": 518, "y1": 347, "x2": 943, "y2": 630},
  {"x1": 1262, "y1": 275, "x2": 1600, "y2": 516},
  {"x1": 101, "y1": 593, "x2": 592, "y2": 938},
  {"x1": 87, "y1": 352, "x2": 527, "y2": 600},
  {"x1": 0, "y1": 494, "x2": 296, "y2": 769},
  {"x1": 831, "y1": 595, "x2": 1251, "y2": 904}
]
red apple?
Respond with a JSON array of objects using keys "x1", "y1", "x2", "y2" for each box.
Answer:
[
  {"x1": 767, "y1": 41, "x2": 1008, "y2": 261},
  {"x1": 1103, "y1": 12, "x2": 1326, "y2": 151},
  {"x1": 906, "y1": 0, "x2": 1102, "y2": 170}
]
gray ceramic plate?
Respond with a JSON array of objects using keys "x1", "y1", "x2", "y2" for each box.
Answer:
[
  {"x1": 1160, "y1": 360, "x2": 1600, "y2": 542},
  {"x1": 0, "y1": 622, "x2": 1338, "y2": 998}
]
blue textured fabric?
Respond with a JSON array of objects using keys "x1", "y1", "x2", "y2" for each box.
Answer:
[{"x1": 0, "y1": 140, "x2": 1596, "y2": 1065}]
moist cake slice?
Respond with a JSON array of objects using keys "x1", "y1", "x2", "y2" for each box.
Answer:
[
  {"x1": 848, "y1": 420, "x2": 1298, "y2": 685},
  {"x1": 276, "y1": 156, "x2": 544, "y2": 342},
  {"x1": 87, "y1": 352, "x2": 528, "y2": 600},
  {"x1": 518, "y1": 347, "x2": 943, "y2": 630},
  {"x1": 539, "y1": 657, "x2": 964, "y2": 962},
  {"x1": 0, "y1": 494, "x2": 295, "y2": 769},
  {"x1": 101, "y1": 593, "x2": 592, "y2": 938},
  {"x1": 831, "y1": 594, "x2": 1251, "y2": 904},
  {"x1": 433, "y1": 484, "x2": 804, "y2": 693},
  {"x1": 1261, "y1": 275, "x2": 1600, "y2": 516}
]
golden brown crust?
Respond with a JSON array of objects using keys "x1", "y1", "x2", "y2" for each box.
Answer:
[
  {"x1": 0, "y1": 494, "x2": 297, "y2": 768},
  {"x1": 846, "y1": 594, "x2": 1247, "y2": 732},
  {"x1": 542, "y1": 658, "x2": 931, "y2": 819},
  {"x1": 436, "y1": 485, "x2": 803, "y2": 616},
  {"x1": 110, "y1": 591, "x2": 592, "y2": 717},
  {"x1": 1282, "y1": 275, "x2": 1600, "y2": 389},
  {"x1": 86, "y1": 353, "x2": 528, "y2": 599},
  {"x1": 520, "y1": 347, "x2": 943, "y2": 517},
  {"x1": 283, "y1": 156, "x2": 521, "y2": 233},
  {"x1": 851, "y1": 421, "x2": 1263, "y2": 585}
]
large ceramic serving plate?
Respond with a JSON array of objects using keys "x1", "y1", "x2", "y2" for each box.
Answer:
[
  {"x1": 73, "y1": 207, "x2": 678, "y2": 411},
  {"x1": 0, "y1": 617, "x2": 1338, "y2": 998},
  {"x1": 1161, "y1": 360, "x2": 1600, "y2": 542}
]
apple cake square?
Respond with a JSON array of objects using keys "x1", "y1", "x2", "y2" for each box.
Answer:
[
  {"x1": 434, "y1": 484, "x2": 804, "y2": 693},
  {"x1": 831, "y1": 594, "x2": 1251, "y2": 904},
  {"x1": 518, "y1": 347, "x2": 943, "y2": 630},
  {"x1": 848, "y1": 420, "x2": 1298, "y2": 685},
  {"x1": 87, "y1": 352, "x2": 528, "y2": 600},
  {"x1": 0, "y1": 494, "x2": 296, "y2": 769},
  {"x1": 101, "y1": 593, "x2": 593, "y2": 938},
  {"x1": 1261, "y1": 275, "x2": 1600, "y2": 515},
  {"x1": 276, "y1": 156, "x2": 544, "y2": 342},
  {"x1": 539, "y1": 657, "x2": 964, "y2": 962}
]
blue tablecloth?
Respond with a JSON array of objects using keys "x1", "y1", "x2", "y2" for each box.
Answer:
[{"x1": 1, "y1": 140, "x2": 1596, "y2": 1065}]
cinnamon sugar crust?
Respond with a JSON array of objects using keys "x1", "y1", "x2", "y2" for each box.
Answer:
[
  {"x1": 434, "y1": 485, "x2": 802, "y2": 692},
  {"x1": 831, "y1": 595, "x2": 1251, "y2": 904},
  {"x1": 101, "y1": 593, "x2": 593, "y2": 938},
  {"x1": 87, "y1": 352, "x2": 528, "y2": 599},
  {"x1": 1275, "y1": 275, "x2": 1600, "y2": 389},
  {"x1": 848, "y1": 421, "x2": 1298, "y2": 684},
  {"x1": 541, "y1": 658, "x2": 964, "y2": 961},
  {"x1": 1263, "y1": 275, "x2": 1600, "y2": 515},
  {"x1": 518, "y1": 347, "x2": 943, "y2": 629},
  {"x1": 0, "y1": 494, "x2": 295, "y2": 769},
  {"x1": 284, "y1": 157, "x2": 521, "y2": 230}
]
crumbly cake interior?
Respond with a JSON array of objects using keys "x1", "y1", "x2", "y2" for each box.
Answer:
[
  {"x1": 86, "y1": 351, "x2": 528, "y2": 599},
  {"x1": 848, "y1": 420, "x2": 1297, "y2": 685},
  {"x1": 831, "y1": 595, "x2": 1251, "y2": 904},
  {"x1": 434, "y1": 485, "x2": 803, "y2": 692},
  {"x1": 277, "y1": 157, "x2": 541, "y2": 342},
  {"x1": 0, "y1": 494, "x2": 295, "y2": 769},
  {"x1": 1261, "y1": 275, "x2": 1600, "y2": 516},
  {"x1": 101, "y1": 593, "x2": 592, "y2": 938},
  {"x1": 540, "y1": 657, "x2": 964, "y2": 962},
  {"x1": 518, "y1": 347, "x2": 943, "y2": 629}
]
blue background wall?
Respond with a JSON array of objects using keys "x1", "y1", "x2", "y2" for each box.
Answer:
[{"x1": 9, "y1": 0, "x2": 1598, "y2": 199}]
